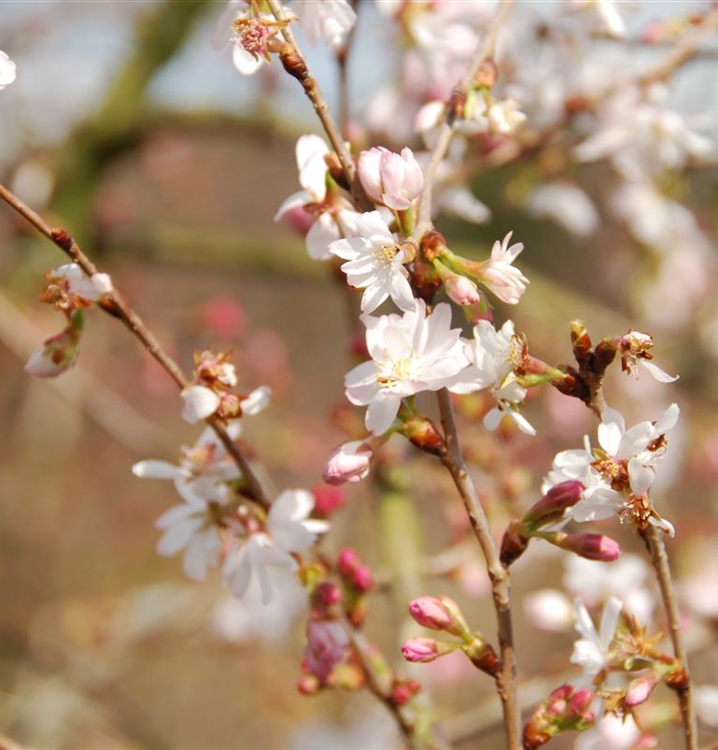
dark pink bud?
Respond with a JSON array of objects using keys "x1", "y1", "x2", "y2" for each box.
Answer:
[
  {"x1": 408, "y1": 596, "x2": 470, "y2": 638},
  {"x1": 312, "y1": 484, "x2": 346, "y2": 516},
  {"x1": 304, "y1": 620, "x2": 350, "y2": 684},
  {"x1": 523, "y1": 481, "x2": 585, "y2": 529},
  {"x1": 338, "y1": 547, "x2": 360, "y2": 577},
  {"x1": 313, "y1": 581, "x2": 342, "y2": 610},
  {"x1": 352, "y1": 565, "x2": 373, "y2": 592},
  {"x1": 626, "y1": 672, "x2": 659, "y2": 707},
  {"x1": 401, "y1": 637, "x2": 455, "y2": 663}
]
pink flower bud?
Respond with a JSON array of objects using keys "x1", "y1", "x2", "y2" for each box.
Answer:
[
  {"x1": 523, "y1": 480, "x2": 585, "y2": 529},
  {"x1": 401, "y1": 637, "x2": 455, "y2": 663},
  {"x1": 352, "y1": 565, "x2": 373, "y2": 592},
  {"x1": 338, "y1": 547, "x2": 360, "y2": 577},
  {"x1": 304, "y1": 620, "x2": 350, "y2": 683},
  {"x1": 322, "y1": 441, "x2": 372, "y2": 485},
  {"x1": 408, "y1": 596, "x2": 470, "y2": 639},
  {"x1": 312, "y1": 484, "x2": 346, "y2": 516},
  {"x1": 444, "y1": 274, "x2": 482, "y2": 306},
  {"x1": 626, "y1": 673, "x2": 659, "y2": 707},
  {"x1": 24, "y1": 311, "x2": 83, "y2": 379},
  {"x1": 567, "y1": 533, "x2": 621, "y2": 562}
]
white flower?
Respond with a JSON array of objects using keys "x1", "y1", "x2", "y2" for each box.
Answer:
[
  {"x1": 155, "y1": 502, "x2": 222, "y2": 582},
  {"x1": 524, "y1": 182, "x2": 599, "y2": 238},
  {"x1": 345, "y1": 300, "x2": 469, "y2": 435},
  {"x1": 574, "y1": 85, "x2": 713, "y2": 179},
  {"x1": 564, "y1": 554, "x2": 654, "y2": 624},
  {"x1": 211, "y1": 567, "x2": 307, "y2": 644},
  {"x1": 571, "y1": 597, "x2": 622, "y2": 680},
  {"x1": 524, "y1": 589, "x2": 575, "y2": 632},
  {"x1": 241, "y1": 385, "x2": 272, "y2": 415},
  {"x1": 695, "y1": 685, "x2": 718, "y2": 728},
  {"x1": 619, "y1": 331, "x2": 678, "y2": 383},
  {"x1": 542, "y1": 405, "x2": 680, "y2": 531},
  {"x1": 487, "y1": 99, "x2": 526, "y2": 136},
  {"x1": 275, "y1": 135, "x2": 356, "y2": 261},
  {"x1": 181, "y1": 385, "x2": 221, "y2": 424},
  {"x1": 329, "y1": 211, "x2": 415, "y2": 314},
  {"x1": 50, "y1": 263, "x2": 112, "y2": 303},
  {"x1": 222, "y1": 489, "x2": 329, "y2": 603},
  {"x1": 477, "y1": 232, "x2": 528, "y2": 304},
  {"x1": 0, "y1": 50, "x2": 17, "y2": 91},
  {"x1": 575, "y1": 714, "x2": 641, "y2": 750},
  {"x1": 451, "y1": 320, "x2": 536, "y2": 436},
  {"x1": 292, "y1": 0, "x2": 356, "y2": 49},
  {"x1": 132, "y1": 423, "x2": 242, "y2": 507}
]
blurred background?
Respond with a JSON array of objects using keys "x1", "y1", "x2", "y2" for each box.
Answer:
[{"x1": 1, "y1": 1, "x2": 718, "y2": 748}]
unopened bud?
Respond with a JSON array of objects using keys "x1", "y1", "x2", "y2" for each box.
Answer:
[
  {"x1": 401, "y1": 637, "x2": 457, "y2": 663},
  {"x1": 444, "y1": 273, "x2": 482, "y2": 307},
  {"x1": 462, "y1": 635, "x2": 500, "y2": 677},
  {"x1": 543, "y1": 532, "x2": 620, "y2": 562},
  {"x1": 322, "y1": 441, "x2": 372, "y2": 485},
  {"x1": 24, "y1": 311, "x2": 83, "y2": 378},
  {"x1": 523, "y1": 481, "x2": 584, "y2": 529},
  {"x1": 625, "y1": 672, "x2": 660, "y2": 707},
  {"x1": 570, "y1": 320, "x2": 592, "y2": 366},
  {"x1": 408, "y1": 596, "x2": 471, "y2": 639},
  {"x1": 312, "y1": 484, "x2": 346, "y2": 516},
  {"x1": 392, "y1": 678, "x2": 421, "y2": 705},
  {"x1": 400, "y1": 415, "x2": 446, "y2": 456}
]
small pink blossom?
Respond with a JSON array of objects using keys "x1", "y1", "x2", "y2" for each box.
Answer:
[
  {"x1": 358, "y1": 147, "x2": 424, "y2": 211},
  {"x1": 322, "y1": 441, "x2": 372, "y2": 484}
]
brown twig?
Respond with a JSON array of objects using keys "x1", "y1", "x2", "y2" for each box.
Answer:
[
  {"x1": 640, "y1": 525, "x2": 697, "y2": 750},
  {"x1": 266, "y1": 0, "x2": 372, "y2": 212},
  {"x1": 436, "y1": 389, "x2": 521, "y2": 750},
  {"x1": 0, "y1": 181, "x2": 271, "y2": 511}
]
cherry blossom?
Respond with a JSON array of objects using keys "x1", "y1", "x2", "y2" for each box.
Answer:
[
  {"x1": 132, "y1": 423, "x2": 242, "y2": 506},
  {"x1": 574, "y1": 84, "x2": 713, "y2": 180},
  {"x1": 0, "y1": 50, "x2": 17, "y2": 91},
  {"x1": 212, "y1": 0, "x2": 294, "y2": 76},
  {"x1": 47, "y1": 263, "x2": 113, "y2": 305},
  {"x1": 357, "y1": 147, "x2": 424, "y2": 212},
  {"x1": 345, "y1": 301, "x2": 469, "y2": 435},
  {"x1": 292, "y1": 0, "x2": 356, "y2": 50},
  {"x1": 451, "y1": 320, "x2": 536, "y2": 436},
  {"x1": 476, "y1": 232, "x2": 528, "y2": 305},
  {"x1": 571, "y1": 597, "x2": 622, "y2": 681},
  {"x1": 322, "y1": 440, "x2": 372, "y2": 485},
  {"x1": 329, "y1": 211, "x2": 415, "y2": 314},
  {"x1": 222, "y1": 489, "x2": 329, "y2": 603},
  {"x1": 275, "y1": 134, "x2": 357, "y2": 260},
  {"x1": 155, "y1": 501, "x2": 223, "y2": 582},
  {"x1": 542, "y1": 404, "x2": 680, "y2": 533},
  {"x1": 181, "y1": 384, "x2": 221, "y2": 424},
  {"x1": 524, "y1": 182, "x2": 599, "y2": 238}
]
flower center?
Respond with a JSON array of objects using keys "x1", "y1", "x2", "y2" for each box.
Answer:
[
  {"x1": 234, "y1": 18, "x2": 269, "y2": 57},
  {"x1": 374, "y1": 243, "x2": 401, "y2": 268}
]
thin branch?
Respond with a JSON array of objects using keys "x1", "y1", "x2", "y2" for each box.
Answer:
[
  {"x1": 436, "y1": 389, "x2": 521, "y2": 750},
  {"x1": 266, "y1": 0, "x2": 372, "y2": 211},
  {"x1": 640, "y1": 525, "x2": 698, "y2": 750},
  {"x1": 416, "y1": 0, "x2": 515, "y2": 231},
  {"x1": 0, "y1": 181, "x2": 271, "y2": 511}
]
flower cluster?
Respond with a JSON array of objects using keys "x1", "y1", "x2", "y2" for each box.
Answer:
[{"x1": 542, "y1": 404, "x2": 680, "y2": 535}]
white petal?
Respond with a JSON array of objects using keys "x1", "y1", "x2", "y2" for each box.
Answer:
[
  {"x1": 598, "y1": 408, "x2": 625, "y2": 455},
  {"x1": 638, "y1": 359, "x2": 678, "y2": 383},
  {"x1": 241, "y1": 385, "x2": 271, "y2": 415},
  {"x1": 132, "y1": 460, "x2": 180, "y2": 480},
  {"x1": 232, "y1": 45, "x2": 264, "y2": 76},
  {"x1": 181, "y1": 386, "x2": 220, "y2": 424}
]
